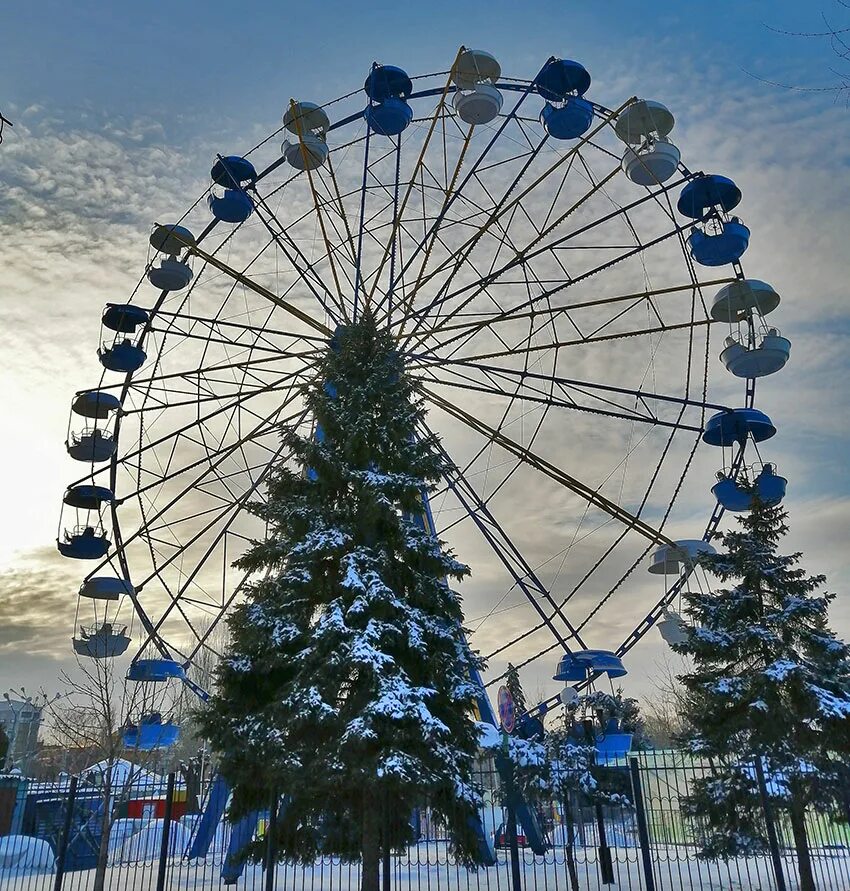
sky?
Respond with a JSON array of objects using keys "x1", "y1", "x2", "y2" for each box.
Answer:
[{"x1": 2, "y1": 0, "x2": 850, "y2": 717}]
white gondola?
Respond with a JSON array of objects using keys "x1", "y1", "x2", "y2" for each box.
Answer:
[
  {"x1": 282, "y1": 102, "x2": 330, "y2": 171},
  {"x1": 648, "y1": 540, "x2": 714, "y2": 648},
  {"x1": 147, "y1": 225, "x2": 194, "y2": 291},
  {"x1": 647, "y1": 539, "x2": 717, "y2": 575},
  {"x1": 710, "y1": 279, "x2": 780, "y2": 322},
  {"x1": 720, "y1": 329, "x2": 791, "y2": 378},
  {"x1": 452, "y1": 49, "x2": 503, "y2": 125},
  {"x1": 73, "y1": 623, "x2": 131, "y2": 659},
  {"x1": 80, "y1": 577, "x2": 135, "y2": 601},
  {"x1": 67, "y1": 391, "x2": 121, "y2": 463},
  {"x1": 616, "y1": 99, "x2": 680, "y2": 185},
  {"x1": 712, "y1": 279, "x2": 789, "y2": 379},
  {"x1": 656, "y1": 608, "x2": 689, "y2": 646}
]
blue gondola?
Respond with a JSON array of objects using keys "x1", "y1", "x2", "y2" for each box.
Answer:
[
  {"x1": 209, "y1": 189, "x2": 254, "y2": 223},
  {"x1": 687, "y1": 219, "x2": 750, "y2": 267},
  {"x1": 58, "y1": 527, "x2": 110, "y2": 559},
  {"x1": 540, "y1": 98, "x2": 594, "y2": 139},
  {"x1": 535, "y1": 58, "x2": 593, "y2": 140},
  {"x1": 80, "y1": 576, "x2": 134, "y2": 600},
  {"x1": 712, "y1": 464, "x2": 787, "y2": 512},
  {"x1": 554, "y1": 649, "x2": 627, "y2": 682},
  {"x1": 596, "y1": 732, "x2": 633, "y2": 763},
  {"x1": 148, "y1": 226, "x2": 195, "y2": 290},
  {"x1": 73, "y1": 623, "x2": 131, "y2": 659},
  {"x1": 99, "y1": 340, "x2": 147, "y2": 373},
  {"x1": 63, "y1": 485, "x2": 114, "y2": 510},
  {"x1": 99, "y1": 304, "x2": 150, "y2": 372},
  {"x1": 123, "y1": 713, "x2": 180, "y2": 750},
  {"x1": 702, "y1": 408, "x2": 776, "y2": 447},
  {"x1": 127, "y1": 658, "x2": 186, "y2": 682},
  {"x1": 209, "y1": 156, "x2": 255, "y2": 223},
  {"x1": 67, "y1": 391, "x2": 120, "y2": 463},
  {"x1": 364, "y1": 65, "x2": 414, "y2": 136},
  {"x1": 365, "y1": 98, "x2": 413, "y2": 135},
  {"x1": 677, "y1": 174, "x2": 742, "y2": 220}
]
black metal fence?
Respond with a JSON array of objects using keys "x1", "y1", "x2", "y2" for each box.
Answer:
[{"x1": 2, "y1": 751, "x2": 849, "y2": 891}]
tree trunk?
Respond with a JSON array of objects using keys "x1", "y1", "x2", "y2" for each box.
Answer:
[
  {"x1": 789, "y1": 797, "x2": 816, "y2": 891},
  {"x1": 93, "y1": 789, "x2": 111, "y2": 891},
  {"x1": 361, "y1": 788, "x2": 381, "y2": 891}
]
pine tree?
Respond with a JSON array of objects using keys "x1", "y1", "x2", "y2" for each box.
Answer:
[
  {"x1": 504, "y1": 663, "x2": 528, "y2": 717},
  {"x1": 675, "y1": 494, "x2": 850, "y2": 890},
  {"x1": 545, "y1": 697, "x2": 630, "y2": 891},
  {"x1": 197, "y1": 316, "x2": 487, "y2": 891}
]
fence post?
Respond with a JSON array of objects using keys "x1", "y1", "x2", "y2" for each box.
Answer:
[
  {"x1": 265, "y1": 790, "x2": 278, "y2": 891},
  {"x1": 629, "y1": 757, "x2": 656, "y2": 891},
  {"x1": 505, "y1": 795, "x2": 523, "y2": 891},
  {"x1": 754, "y1": 758, "x2": 787, "y2": 891},
  {"x1": 52, "y1": 775, "x2": 78, "y2": 891},
  {"x1": 594, "y1": 800, "x2": 615, "y2": 885},
  {"x1": 156, "y1": 772, "x2": 176, "y2": 891}
]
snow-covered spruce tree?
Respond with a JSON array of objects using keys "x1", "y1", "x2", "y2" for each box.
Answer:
[
  {"x1": 675, "y1": 494, "x2": 850, "y2": 890},
  {"x1": 504, "y1": 663, "x2": 528, "y2": 717},
  {"x1": 197, "y1": 316, "x2": 487, "y2": 891},
  {"x1": 545, "y1": 699, "x2": 630, "y2": 891}
]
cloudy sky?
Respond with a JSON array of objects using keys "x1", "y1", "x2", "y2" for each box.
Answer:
[{"x1": 2, "y1": 0, "x2": 850, "y2": 714}]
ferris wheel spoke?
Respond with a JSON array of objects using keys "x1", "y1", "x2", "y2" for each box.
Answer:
[
  {"x1": 486, "y1": 415, "x2": 705, "y2": 685},
  {"x1": 103, "y1": 369, "x2": 309, "y2": 483},
  {"x1": 152, "y1": 309, "x2": 329, "y2": 349},
  {"x1": 425, "y1": 387, "x2": 677, "y2": 547},
  {"x1": 394, "y1": 101, "x2": 635, "y2": 342},
  {"x1": 416, "y1": 314, "x2": 713, "y2": 370},
  {"x1": 374, "y1": 81, "x2": 543, "y2": 327},
  {"x1": 133, "y1": 432, "x2": 294, "y2": 656},
  {"x1": 251, "y1": 197, "x2": 348, "y2": 322},
  {"x1": 420, "y1": 277, "x2": 733, "y2": 343},
  {"x1": 102, "y1": 354, "x2": 319, "y2": 400},
  {"x1": 396, "y1": 176, "x2": 689, "y2": 351},
  {"x1": 105, "y1": 398, "x2": 306, "y2": 557},
  {"x1": 367, "y1": 58, "x2": 464, "y2": 308},
  {"x1": 418, "y1": 357, "x2": 727, "y2": 418},
  {"x1": 480, "y1": 323, "x2": 711, "y2": 677},
  {"x1": 418, "y1": 371, "x2": 705, "y2": 433},
  {"x1": 424, "y1": 424, "x2": 586, "y2": 652},
  {"x1": 124, "y1": 388, "x2": 304, "y2": 500},
  {"x1": 175, "y1": 236, "x2": 332, "y2": 336},
  {"x1": 406, "y1": 150, "x2": 611, "y2": 337}
]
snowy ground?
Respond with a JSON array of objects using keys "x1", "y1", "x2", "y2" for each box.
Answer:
[{"x1": 2, "y1": 840, "x2": 850, "y2": 891}]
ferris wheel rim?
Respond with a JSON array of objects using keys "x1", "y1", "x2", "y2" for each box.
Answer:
[{"x1": 60, "y1": 58, "x2": 755, "y2": 698}]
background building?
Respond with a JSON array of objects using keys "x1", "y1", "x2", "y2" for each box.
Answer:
[{"x1": 0, "y1": 696, "x2": 43, "y2": 774}]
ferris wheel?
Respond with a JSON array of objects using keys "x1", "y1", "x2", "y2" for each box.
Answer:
[{"x1": 57, "y1": 50, "x2": 791, "y2": 739}]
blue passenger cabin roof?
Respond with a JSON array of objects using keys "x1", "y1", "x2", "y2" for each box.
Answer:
[
  {"x1": 364, "y1": 65, "x2": 413, "y2": 101},
  {"x1": 210, "y1": 156, "x2": 256, "y2": 188},
  {"x1": 102, "y1": 304, "x2": 149, "y2": 333},
  {"x1": 678, "y1": 174, "x2": 741, "y2": 219},
  {"x1": 702, "y1": 408, "x2": 776, "y2": 447},
  {"x1": 63, "y1": 485, "x2": 114, "y2": 509},
  {"x1": 127, "y1": 658, "x2": 186, "y2": 683},
  {"x1": 535, "y1": 59, "x2": 591, "y2": 100}
]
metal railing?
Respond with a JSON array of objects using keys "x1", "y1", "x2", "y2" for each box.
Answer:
[{"x1": 2, "y1": 751, "x2": 849, "y2": 891}]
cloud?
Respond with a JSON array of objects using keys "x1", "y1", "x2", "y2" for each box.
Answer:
[{"x1": 1, "y1": 52, "x2": 849, "y2": 715}]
